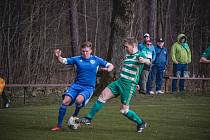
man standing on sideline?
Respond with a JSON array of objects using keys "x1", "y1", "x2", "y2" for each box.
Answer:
[
  {"x1": 77, "y1": 37, "x2": 151, "y2": 133},
  {"x1": 51, "y1": 41, "x2": 114, "y2": 131},
  {"x1": 138, "y1": 33, "x2": 156, "y2": 94},
  {"x1": 200, "y1": 45, "x2": 210, "y2": 63},
  {"x1": 147, "y1": 38, "x2": 168, "y2": 94},
  {"x1": 0, "y1": 74, "x2": 10, "y2": 108},
  {"x1": 171, "y1": 34, "x2": 191, "y2": 92}
]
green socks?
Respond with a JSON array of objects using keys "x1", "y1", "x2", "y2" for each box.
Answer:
[
  {"x1": 85, "y1": 99, "x2": 142, "y2": 125},
  {"x1": 86, "y1": 100, "x2": 105, "y2": 119},
  {"x1": 123, "y1": 109, "x2": 143, "y2": 125}
]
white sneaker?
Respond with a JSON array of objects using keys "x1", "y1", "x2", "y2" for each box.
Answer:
[
  {"x1": 183, "y1": 71, "x2": 190, "y2": 78},
  {"x1": 176, "y1": 71, "x2": 181, "y2": 78},
  {"x1": 149, "y1": 91, "x2": 155, "y2": 94},
  {"x1": 156, "y1": 90, "x2": 164, "y2": 94}
]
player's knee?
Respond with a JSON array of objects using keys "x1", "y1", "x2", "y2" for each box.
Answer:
[
  {"x1": 62, "y1": 100, "x2": 70, "y2": 105},
  {"x1": 62, "y1": 96, "x2": 71, "y2": 105},
  {"x1": 75, "y1": 95, "x2": 84, "y2": 104},
  {"x1": 120, "y1": 109, "x2": 129, "y2": 114}
]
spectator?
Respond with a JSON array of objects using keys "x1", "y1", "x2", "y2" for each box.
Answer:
[
  {"x1": 0, "y1": 75, "x2": 10, "y2": 108},
  {"x1": 138, "y1": 33, "x2": 156, "y2": 94},
  {"x1": 147, "y1": 38, "x2": 168, "y2": 94},
  {"x1": 171, "y1": 34, "x2": 191, "y2": 92},
  {"x1": 200, "y1": 45, "x2": 210, "y2": 63}
]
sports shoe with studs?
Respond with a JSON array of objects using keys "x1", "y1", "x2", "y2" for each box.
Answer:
[
  {"x1": 76, "y1": 117, "x2": 91, "y2": 125},
  {"x1": 137, "y1": 121, "x2": 147, "y2": 133},
  {"x1": 51, "y1": 125, "x2": 61, "y2": 131}
]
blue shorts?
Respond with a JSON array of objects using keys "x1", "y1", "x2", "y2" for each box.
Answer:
[{"x1": 62, "y1": 83, "x2": 94, "y2": 107}]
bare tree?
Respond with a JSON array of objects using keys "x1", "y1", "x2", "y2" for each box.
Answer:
[{"x1": 69, "y1": 0, "x2": 79, "y2": 56}]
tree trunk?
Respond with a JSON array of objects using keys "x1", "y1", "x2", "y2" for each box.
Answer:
[
  {"x1": 148, "y1": 0, "x2": 157, "y2": 40},
  {"x1": 95, "y1": 0, "x2": 137, "y2": 95},
  {"x1": 69, "y1": 0, "x2": 79, "y2": 56}
]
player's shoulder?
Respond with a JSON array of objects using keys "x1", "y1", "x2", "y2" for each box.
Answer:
[
  {"x1": 91, "y1": 55, "x2": 105, "y2": 61},
  {"x1": 70, "y1": 56, "x2": 82, "y2": 61},
  {"x1": 136, "y1": 51, "x2": 146, "y2": 58}
]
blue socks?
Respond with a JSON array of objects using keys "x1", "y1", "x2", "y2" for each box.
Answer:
[
  {"x1": 57, "y1": 104, "x2": 67, "y2": 128},
  {"x1": 72, "y1": 105, "x2": 82, "y2": 117}
]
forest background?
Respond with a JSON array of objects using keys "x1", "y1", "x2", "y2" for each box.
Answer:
[{"x1": 0, "y1": 0, "x2": 209, "y2": 92}]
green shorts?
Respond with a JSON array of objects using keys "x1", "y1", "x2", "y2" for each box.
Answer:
[{"x1": 107, "y1": 78, "x2": 137, "y2": 105}]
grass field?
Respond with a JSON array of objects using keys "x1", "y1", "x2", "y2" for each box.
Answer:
[{"x1": 0, "y1": 93, "x2": 210, "y2": 140}]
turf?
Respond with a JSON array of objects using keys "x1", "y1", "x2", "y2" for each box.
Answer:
[{"x1": 0, "y1": 93, "x2": 210, "y2": 140}]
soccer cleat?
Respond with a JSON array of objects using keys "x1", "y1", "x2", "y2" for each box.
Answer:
[
  {"x1": 156, "y1": 90, "x2": 164, "y2": 94},
  {"x1": 76, "y1": 117, "x2": 91, "y2": 125},
  {"x1": 137, "y1": 121, "x2": 147, "y2": 133},
  {"x1": 51, "y1": 126, "x2": 61, "y2": 131}
]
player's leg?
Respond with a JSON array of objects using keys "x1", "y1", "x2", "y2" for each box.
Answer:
[
  {"x1": 51, "y1": 96, "x2": 72, "y2": 131},
  {"x1": 72, "y1": 95, "x2": 84, "y2": 117},
  {"x1": 71, "y1": 86, "x2": 94, "y2": 118},
  {"x1": 87, "y1": 87, "x2": 114, "y2": 119},
  {"x1": 120, "y1": 82, "x2": 147, "y2": 132},
  {"x1": 67, "y1": 95, "x2": 84, "y2": 129},
  {"x1": 77, "y1": 86, "x2": 115, "y2": 124},
  {"x1": 57, "y1": 96, "x2": 71, "y2": 127},
  {"x1": 51, "y1": 84, "x2": 79, "y2": 131},
  {"x1": 120, "y1": 104, "x2": 146, "y2": 133},
  {"x1": 68, "y1": 86, "x2": 94, "y2": 127}
]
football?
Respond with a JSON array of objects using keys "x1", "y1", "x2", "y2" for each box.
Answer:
[{"x1": 67, "y1": 116, "x2": 80, "y2": 130}]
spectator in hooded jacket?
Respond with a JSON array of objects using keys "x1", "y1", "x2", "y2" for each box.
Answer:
[
  {"x1": 171, "y1": 34, "x2": 191, "y2": 92},
  {"x1": 147, "y1": 38, "x2": 168, "y2": 94}
]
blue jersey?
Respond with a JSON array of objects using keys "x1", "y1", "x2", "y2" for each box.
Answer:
[{"x1": 66, "y1": 55, "x2": 109, "y2": 88}]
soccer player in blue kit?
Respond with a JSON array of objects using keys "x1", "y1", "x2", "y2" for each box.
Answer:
[{"x1": 51, "y1": 41, "x2": 114, "y2": 131}]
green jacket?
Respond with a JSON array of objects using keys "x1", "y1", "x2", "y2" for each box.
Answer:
[{"x1": 171, "y1": 34, "x2": 191, "y2": 64}]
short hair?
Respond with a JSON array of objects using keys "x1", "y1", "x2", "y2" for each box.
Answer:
[
  {"x1": 81, "y1": 41, "x2": 92, "y2": 49},
  {"x1": 123, "y1": 37, "x2": 137, "y2": 45}
]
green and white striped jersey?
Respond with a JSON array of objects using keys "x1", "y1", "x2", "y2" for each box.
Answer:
[{"x1": 119, "y1": 51, "x2": 145, "y2": 84}]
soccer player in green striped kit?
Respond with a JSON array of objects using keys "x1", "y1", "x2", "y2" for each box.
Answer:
[{"x1": 77, "y1": 37, "x2": 151, "y2": 133}]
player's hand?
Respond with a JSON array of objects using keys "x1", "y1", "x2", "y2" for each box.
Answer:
[
  {"x1": 139, "y1": 57, "x2": 146, "y2": 63},
  {"x1": 136, "y1": 85, "x2": 140, "y2": 91},
  {"x1": 54, "y1": 49, "x2": 61, "y2": 57}
]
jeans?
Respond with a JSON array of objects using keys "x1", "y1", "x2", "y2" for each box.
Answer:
[
  {"x1": 172, "y1": 64, "x2": 188, "y2": 92},
  {"x1": 147, "y1": 65, "x2": 164, "y2": 92}
]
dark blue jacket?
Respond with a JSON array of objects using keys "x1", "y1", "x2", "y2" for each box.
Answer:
[{"x1": 154, "y1": 45, "x2": 168, "y2": 68}]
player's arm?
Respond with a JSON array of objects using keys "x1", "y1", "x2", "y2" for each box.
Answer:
[
  {"x1": 100, "y1": 63, "x2": 114, "y2": 72},
  {"x1": 54, "y1": 49, "x2": 67, "y2": 64},
  {"x1": 200, "y1": 56, "x2": 210, "y2": 63}
]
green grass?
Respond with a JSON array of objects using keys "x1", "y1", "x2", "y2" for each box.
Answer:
[{"x1": 1, "y1": 93, "x2": 210, "y2": 140}]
